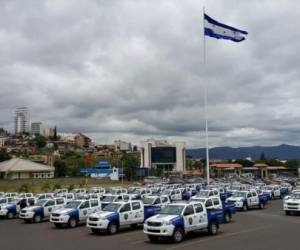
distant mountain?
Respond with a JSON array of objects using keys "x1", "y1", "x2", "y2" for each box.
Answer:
[{"x1": 186, "y1": 144, "x2": 300, "y2": 160}]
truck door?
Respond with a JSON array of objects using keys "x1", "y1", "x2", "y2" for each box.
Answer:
[
  {"x1": 183, "y1": 205, "x2": 196, "y2": 232},
  {"x1": 90, "y1": 199, "x2": 100, "y2": 213},
  {"x1": 132, "y1": 201, "x2": 143, "y2": 223},
  {"x1": 212, "y1": 198, "x2": 222, "y2": 209},
  {"x1": 44, "y1": 200, "x2": 55, "y2": 217},
  {"x1": 78, "y1": 201, "x2": 90, "y2": 221},
  {"x1": 120, "y1": 203, "x2": 132, "y2": 226},
  {"x1": 205, "y1": 199, "x2": 214, "y2": 210},
  {"x1": 246, "y1": 193, "x2": 252, "y2": 206},
  {"x1": 194, "y1": 203, "x2": 208, "y2": 228},
  {"x1": 251, "y1": 191, "x2": 259, "y2": 205},
  {"x1": 55, "y1": 198, "x2": 65, "y2": 210}
]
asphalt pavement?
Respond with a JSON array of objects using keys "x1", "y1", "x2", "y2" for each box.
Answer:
[{"x1": 0, "y1": 200, "x2": 299, "y2": 250}]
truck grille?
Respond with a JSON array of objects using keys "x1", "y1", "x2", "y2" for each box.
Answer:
[
  {"x1": 52, "y1": 213, "x2": 60, "y2": 217},
  {"x1": 148, "y1": 229, "x2": 160, "y2": 233},
  {"x1": 287, "y1": 203, "x2": 299, "y2": 206},
  {"x1": 89, "y1": 217, "x2": 99, "y2": 222},
  {"x1": 147, "y1": 221, "x2": 162, "y2": 227}
]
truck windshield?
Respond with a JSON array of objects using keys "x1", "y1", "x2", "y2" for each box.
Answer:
[
  {"x1": 0, "y1": 199, "x2": 7, "y2": 204},
  {"x1": 103, "y1": 203, "x2": 122, "y2": 212},
  {"x1": 198, "y1": 190, "x2": 209, "y2": 197},
  {"x1": 142, "y1": 197, "x2": 155, "y2": 205},
  {"x1": 191, "y1": 198, "x2": 206, "y2": 203},
  {"x1": 65, "y1": 201, "x2": 82, "y2": 209},
  {"x1": 232, "y1": 192, "x2": 247, "y2": 198},
  {"x1": 36, "y1": 199, "x2": 48, "y2": 206},
  {"x1": 160, "y1": 205, "x2": 184, "y2": 215},
  {"x1": 290, "y1": 194, "x2": 300, "y2": 199},
  {"x1": 264, "y1": 187, "x2": 273, "y2": 191},
  {"x1": 102, "y1": 196, "x2": 116, "y2": 202}
]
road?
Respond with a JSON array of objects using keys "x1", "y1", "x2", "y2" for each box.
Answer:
[{"x1": 0, "y1": 200, "x2": 299, "y2": 250}]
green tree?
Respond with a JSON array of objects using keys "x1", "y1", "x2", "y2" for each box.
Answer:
[
  {"x1": 235, "y1": 159, "x2": 254, "y2": 168},
  {"x1": 284, "y1": 160, "x2": 300, "y2": 169},
  {"x1": 54, "y1": 160, "x2": 67, "y2": 177},
  {"x1": 121, "y1": 153, "x2": 139, "y2": 181},
  {"x1": 0, "y1": 149, "x2": 11, "y2": 162},
  {"x1": 41, "y1": 180, "x2": 51, "y2": 192},
  {"x1": 31, "y1": 135, "x2": 47, "y2": 148}
]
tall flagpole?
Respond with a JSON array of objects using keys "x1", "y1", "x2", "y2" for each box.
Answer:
[{"x1": 203, "y1": 6, "x2": 210, "y2": 185}]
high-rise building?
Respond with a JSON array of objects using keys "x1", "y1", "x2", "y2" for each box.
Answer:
[
  {"x1": 31, "y1": 122, "x2": 43, "y2": 135},
  {"x1": 15, "y1": 107, "x2": 30, "y2": 134}
]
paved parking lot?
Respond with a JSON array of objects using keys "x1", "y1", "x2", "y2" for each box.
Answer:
[{"x1": 0, "y1": 200, "x2": 299, "y2": 250}]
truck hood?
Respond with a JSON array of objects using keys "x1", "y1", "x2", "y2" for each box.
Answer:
[
  {"x1": 22, "y1": 206, "x2": 42, "y2": 212},
  {"x1": 54, "y1": 208, "x2": 75, "y2": 215},
  {"x1": 0, "y1": 204, "x2": 15, "y2": 210},
  {"x1": 285, "y1": 199, "x2": 300, "y2": 204},
  {"x1": 227, "y1": 197, "x2": 245, "y2": 202},
  {"x1": 147, "y1": 214, "x2": 178, "y2": 223},
  {"x1": 90, "y1": 211, "x2": 117, "y2": 218}
]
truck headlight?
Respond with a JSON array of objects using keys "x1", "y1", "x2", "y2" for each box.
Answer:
[{"x1": 164, "y1": 221, "x2": 171, "y2": 226}]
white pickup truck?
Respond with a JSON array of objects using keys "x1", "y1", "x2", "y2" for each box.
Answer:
[
  {"x1": 226, "y1": 190, "x2": 268, "y2": 211},
  {"x1": 19, "y1": 198, "x2": 66, "y2": 223},
  {"x1": 144, "y1": 202, "x2": 223, "y2": 243},
  {"x1": 284, "y1": 192, "x2": 300, "y2": 215},
  {"x1": 0, "y1": 197, "x2": 36, "y2": 219},
  {"x1": 50, "y1": 199, "x2": 101, "y2": 228},
  {"x1": 87, "y1": 200, "x2": 161, "y2": 234}
]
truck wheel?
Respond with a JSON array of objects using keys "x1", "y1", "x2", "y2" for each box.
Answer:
[
  {"x1": 208, "y1": 221, "x2": 218, "y2": 235},
  {"x1": 224, "y1": 213, "x2": 231, "y2": 223},
  {"x1": 259, "y1": 203, "x2": 264, "y2": 209},
  {"x1": 91, "y1": 228, "x2": 101, "y2": 234},
  {"x1": 7, "y1": 212, "x2": 14, "y2": 219},
  {"x1": 148, "y1": 235, "x2": 159, "y2": 242},
  {"x1": 68, "y1": 218, "x2": 77, "y2": 228},
  {"x1": 54, "y1": 223, "x2": 62, "y2": 228},
  {"x1": 242, "y1": 204, "x2": 248, "y2": 211},
  {"x1": 172, "y1": 227, "x2": 184, "y2": 243},
  {"x1": 285, "y1": 211, "x2": 291, "y2": 216},
  {"x1": 108, "y1": 222, "x2": 118, "y2": 235},
  {"x1": 33, "y1": 215, "x2": 42, "y2": 223}
]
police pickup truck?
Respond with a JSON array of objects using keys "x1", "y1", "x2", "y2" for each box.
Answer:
[
  {"x1": 283, "y1": 192, "x2": 300, "y2": 215},
  {"x1": 191, "y1": 196, "x2": 236, "y2": 223},
  {"x1": 50, "y1": 199, "x2": 101, "y2": 228},
  {"x1": 144, "y1": 202, "x2": 223, "y2": 243},
  {"x1": 142, "y1": 195, "x2": 170, "y2": 208},
  {"x1": 87, "y1": 200, "x2": 161, "y2": 234},
  {"x1": 226, "y1": 190, "x2": 268, "y2": 211},
  {"x1": 0, "y1": 197, "x2": 36, "y2": 219},
  {"x1": 262, "y1": 185, "x2": 282, "y2": 200},
  {"x1": 19, "y1": 198, "x2": 66, "y2": 223}
]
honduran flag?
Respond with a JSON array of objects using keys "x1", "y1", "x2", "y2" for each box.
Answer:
[{"x1": 204, "y1": 13, "x2": 248, "y2": 42}]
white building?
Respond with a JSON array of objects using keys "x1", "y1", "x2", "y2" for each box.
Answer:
[
  {"x1": 31, "y1": 122, "x2": 43, "y2": 135},
  {"x1": 114, "y1": 140, "x2": 132, "y2": 151},
  {"x1": 140, "y1": 139, "x2": 186, "y2": 172},
  {"x1": 15, "y1": 107, "x2": 30, "y2": 134},
  {"x1": 0, "y1": 137, "x2": 8, "y2": 147}
]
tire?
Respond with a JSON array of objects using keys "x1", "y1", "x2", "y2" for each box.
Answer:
[
  {"x1": 285, "y1": 211, "x2": 291, "y2": 216},
  {"x1": 68, "y1": 217, "x2": 77, "y2": 228},
  {"x1": 91, "y1": 228, "x2": 101, "y2": 234},
  {"x1": 208, "y1": 221, "x2": 218, "y2": 235},
  {"x1": 7, "y1": 212, "x2": 14, "y2": 219},
  {"x1": 54, "y1": 223, "x2": 62, "y2": 228},
  {"x1": 107, "y1": 222, "x2": 118, "y2": 235},
  {"x1": 130, "y1": 224, "x2": 138, "y2": 229},
  {"x1": 259, "y1": 203, "x2": 264, "y2": 209},
  {"x1": 148, "y1": 235, "x2": 159, "y2": 242},
  {"x1": 33, "y1": 215, "x2": 42, "y2": 223},
  {"x1": 172, "y1": 227, "x2": 184, "y2": 243},
  {"x1": 242, "y1": 204, "x2": 248, "y2": 211},
  {"x1": 224, "y1": 213, "x2": 231, "y2": 223}
]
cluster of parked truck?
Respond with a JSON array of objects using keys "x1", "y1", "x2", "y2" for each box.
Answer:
[{"x1": 0, "y1": 180, "x2": 297, "y2": 244}]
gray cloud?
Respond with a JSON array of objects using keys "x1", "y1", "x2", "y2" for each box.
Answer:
[{"x1": 1, "y1": 0, "x2": 300, "y2": 148}]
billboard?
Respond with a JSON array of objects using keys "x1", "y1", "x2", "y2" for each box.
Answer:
[{"x1": 151, "y1": 147, "x2": 176, "y2": 163}]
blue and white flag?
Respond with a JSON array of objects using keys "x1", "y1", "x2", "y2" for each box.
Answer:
[{"x1": 204, "y1": 13, "x2": 248, "y2": 42}]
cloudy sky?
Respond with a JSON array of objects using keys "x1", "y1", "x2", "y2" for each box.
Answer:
[{"x1": 0, "y1": 0, "x2": 300, "y2": 148}]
